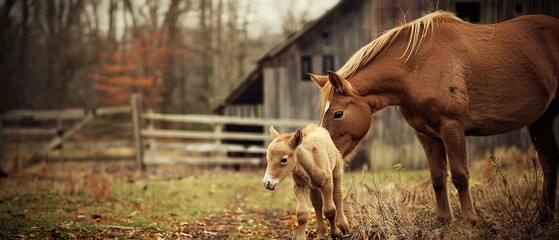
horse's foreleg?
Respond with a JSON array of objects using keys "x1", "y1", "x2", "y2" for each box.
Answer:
[
  {"x1": 440, "y1": 121, "x2": 478, "y2": 225},
  {"x1": 294, "y1": 184, "x2": 310, "y2": 240},
  {"x1": 528, "y1": 107, "x2": 558, "y2": 221},
  {"x1": 333, "y1": 166, "x2": 350, "y2": 235},
  {"x1": 416, "y1": 132, "x2": 453, "y2": 223},
  {"x1": 320, "y1": 181, "x2": 341, "y2": 239},
  {"x1": 309, "y1": 189, "x2": 326, "y2": 239}
]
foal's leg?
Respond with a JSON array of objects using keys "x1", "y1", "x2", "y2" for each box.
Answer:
[
  {"x1": 320, "y1": 181, "x2": 341, "y2": 239},
  {"x1": 439, "y1": 121, "x2": 478, "y2": 224},
  {"x1": 416, "y1": 132, "x2": 452, "y2": 223},
  {"x1": 527, "y1": 107, "x2": 559, "y2": 220},
  {"x1": 310, "y1": 189, "x2": 326, "y2": 239},
  {"x1": 294, "y1": 184, "x2": 310, "y2": 240},
  {"x1": 333, "y1": 165, "x2": 350, "y2": 234}
]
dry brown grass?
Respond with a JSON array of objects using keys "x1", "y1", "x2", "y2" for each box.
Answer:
[
  {"x1": 343, "y1": 147, "x2": 559, "y2": 239},
  {"x1": 85, "y1": 169, "x2": 113, "y2": 201}
]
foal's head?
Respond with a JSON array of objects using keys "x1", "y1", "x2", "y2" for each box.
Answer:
[
  {"x1": 262, "y1": 126, "x2": 302, "y2": 191},
  {"x1": 311, "y1": 71, "x2": 372, "y2": 159}
]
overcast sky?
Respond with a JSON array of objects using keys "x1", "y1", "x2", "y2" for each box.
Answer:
[
  {"x1": 101, "y1": 0, "x2": 340, "y2": 39},
  {"x1": 244, "y1": 0, "x2": 340, "y2": 37}
]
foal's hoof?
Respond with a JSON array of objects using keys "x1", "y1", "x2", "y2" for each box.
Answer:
[
  {"x1": 330, "y1": 229, "x2": 342, "y2": 240},
  {"x1": 338, "y1": 223, "x2": 351, "y2": 235}
]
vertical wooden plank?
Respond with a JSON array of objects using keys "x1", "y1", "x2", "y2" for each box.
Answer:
[
  {"x1": 147, "y1": 109, "x2": 156, "y2": 164},
  {"x1": 263, "y1": 67, "x2": 277, "y2": 119},
  {"x1": 56, "y1": 117, "x2": 64, "y2": 162},
  {"x1": 131, "y1": 94, "x2": 145, "y2": 171},
  {"x1": 0, "y1": 118, "x2": 3, "y2": 162},
  {"x1": 214, "y1": 124, "x2": 223, "y2": 157}
]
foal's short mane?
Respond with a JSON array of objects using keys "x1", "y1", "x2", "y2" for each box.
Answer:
[{"x1": 320, "y1": 11, "x2": 462, "y2": 108}]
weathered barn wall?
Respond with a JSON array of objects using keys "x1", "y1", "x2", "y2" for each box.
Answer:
[{"x1": 221, "y1": 0, "x2": 559, "y2": 169}]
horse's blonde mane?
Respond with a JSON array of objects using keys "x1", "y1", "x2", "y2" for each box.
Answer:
[
  {"x1": 338, "y1": 11, "x2": 461, "y2": 78},
  {"x1": 319, "y1": 11, "x2": 462, "y2": 108}
]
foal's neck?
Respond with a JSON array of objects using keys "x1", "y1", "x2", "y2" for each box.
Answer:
[{"x1": 291, "y1": 148, "x2": 321, "y2": 188}]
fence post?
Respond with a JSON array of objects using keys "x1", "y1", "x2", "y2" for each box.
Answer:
[
  {"x1": 56, "y1": 117, "x2": 64, "y2": 162},
  {"x1": 131, "y1": 94, "x2": 145, "y2": 171},
  {"x1": 0, "y1": 118, "x2": 3, "y2": 162},
  {"x1": 147, "y1": 109, "x2": 156, "y2": 163},
  {"x1": 214, "y1": 124, "x2": 223, "y2": 158}
]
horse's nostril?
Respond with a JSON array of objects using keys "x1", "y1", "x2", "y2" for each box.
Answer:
[{"x1": 266, "y1": 181, "x2": 270, "y2": 187}]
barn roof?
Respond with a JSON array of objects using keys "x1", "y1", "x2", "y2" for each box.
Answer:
[
  {"x1": 214, "y1": 0, "x2": 351, "y2": 113},
  {"x1": 214, "y1": 66, "x2": 262, "y2": 113}
]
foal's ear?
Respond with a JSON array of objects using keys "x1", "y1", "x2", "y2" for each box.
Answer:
[
  {"x1": 309, "y1": 73, "x2": 328, "y2": 88},
  {"x1": 289, "y1": 129, "x2": 303, "y2": 148},
  {"x1": 327, "y1": 71, "x2": 351, "y2": 93},
  {"x1": 269, "y1": 125, "x2": 280, "y2": 139}
]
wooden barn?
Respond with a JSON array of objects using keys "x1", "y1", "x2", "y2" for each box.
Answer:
[{"x1": 214, "y1": 0, "x2": 559, "y2": 169}]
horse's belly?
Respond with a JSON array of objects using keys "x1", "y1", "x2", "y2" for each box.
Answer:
[
  {"x1": 464, "y1": 95, "x2": 550, "y2": 136},
  {"x1": 464, "y1": 118, "x2": 530, "y2": 136}
]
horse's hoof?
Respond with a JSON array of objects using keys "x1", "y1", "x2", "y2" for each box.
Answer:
[
  {"x1": 463, "y1": 211, "x2": 478, "y2": 225},
  {"x1": 436, "y1": 215, "x2": 452, "y2": 225}
]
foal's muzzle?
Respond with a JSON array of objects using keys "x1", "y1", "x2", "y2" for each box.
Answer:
[{"x1": 262, "y1": 174, "x2": 278, "y2": 191}]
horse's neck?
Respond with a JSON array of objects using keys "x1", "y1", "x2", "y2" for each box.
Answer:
[{"x1": 357, "y1": 69, "x2": 406, "y2": 111}]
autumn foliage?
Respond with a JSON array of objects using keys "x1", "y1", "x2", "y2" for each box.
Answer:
[{"x1": 89, "y1": 31, "x2": 182, "y2": 107}]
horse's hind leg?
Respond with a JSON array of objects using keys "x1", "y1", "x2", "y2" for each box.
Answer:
[
  {"x1": 527, "y1": 105, "x2": 559, "y2": 220},
  {"x1": 310, "y1": 189, "x2": 326, "y2": 239}
]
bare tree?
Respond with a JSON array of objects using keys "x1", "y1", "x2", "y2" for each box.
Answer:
[{"x1": 275, "y1": 0, "x2": 313, "y2": 36}]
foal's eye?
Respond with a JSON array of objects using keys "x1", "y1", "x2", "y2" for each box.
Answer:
[
  {"x1": 334, "y1": 111, "x2": 344, "y2": 119},
  {"x1": 280, "y1": 158, "x2": 288, "y2": 164}
]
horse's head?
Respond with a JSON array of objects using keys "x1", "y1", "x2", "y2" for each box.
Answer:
[
  {"x1": 310, "y1": 71, "x2": 372, "y2": 159},
  {"x1": 262, "y1": 125, "x2": 302, "y2": 191}
]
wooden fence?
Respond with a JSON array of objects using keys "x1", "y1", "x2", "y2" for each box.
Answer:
[
  {"x1": 131, "y1": 94, "x2": 309, "y2": 168},
  {"x1": 0, "y1": 106, "x2": 133, "y2": 169},
  {"x1": 0, "y1": 94, "x2": 310, "y2": 171}
]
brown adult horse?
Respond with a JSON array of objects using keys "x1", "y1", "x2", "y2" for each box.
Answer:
[{"x1": 309, "y1": 11, "x2": 559, "y2": 224}]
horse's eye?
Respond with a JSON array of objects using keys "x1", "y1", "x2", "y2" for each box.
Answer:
[
  {"x1": 280, "y1": 158, "x2": 288, "y2": 164},
  {"x1": 334, "y1": 111, "x2": 344, "y2": 119}
]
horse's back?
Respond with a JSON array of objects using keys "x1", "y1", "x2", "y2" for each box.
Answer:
[
  {"x1": 422, "y1": 15, "x2": 559, "y2": 135},
  {"x1": 478, "y1": 15, "x2": 558, "y2": 133},
  {"x1": 506, "y1": 14, "x2": 559, "y2": 31},
  {"x1": 498, "y1": 14, "x2": 559, "y2": 68}
]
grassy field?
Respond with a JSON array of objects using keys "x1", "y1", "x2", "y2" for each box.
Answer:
[{"x1": 1, "y1": 159, "x2": 558, "y2": 239}]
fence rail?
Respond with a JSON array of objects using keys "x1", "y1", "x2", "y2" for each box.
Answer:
[
  {"x1": 1, "y1": 106, "x2": 131, "y2": 121},
  {"x1": 1, "y1": 95, "x2": 312, "y2": 170},
  {"x1": 133, "y1": 95, "x2": 310, "y2": 167},
  {"x1": 1, "y1": 106, "x2": 133, "y2": 167},
  {"x1": 143, "y1": 112, "x2": 310, "y2": 127}
]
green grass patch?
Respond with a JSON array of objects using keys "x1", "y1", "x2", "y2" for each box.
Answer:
[{"x1": 1, "y1": 161, "x2": 558, "y2": 239}]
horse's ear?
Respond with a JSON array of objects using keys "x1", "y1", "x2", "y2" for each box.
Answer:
[
  {"x1": 269, "y1": 125, "x2": 280, "y2": 139},
  {"x1": 309, "y1": 73, "x2": 327, "y2": 88},
  {"x1": 289, "y1": 129, "x2": 303, "y2": 148},
  {"x1": 327, "y1": 71, "x2": 351, "y2": 92}
]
